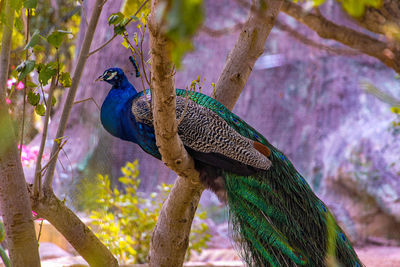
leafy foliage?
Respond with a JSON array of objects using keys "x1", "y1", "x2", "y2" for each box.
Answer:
[
  {"x1": 337, "y1": 0, "x2": 382, "y2": 17},
  {"x1": 121, "y1": 0, "x2": 150, "y2": 22},
  {"x1": 112, "y1": 0, "x2": 204, "y2": 67},
  {"x1": 391, "y1": 106, "x2": 400, "y2": 129},
  {"x1": 84, "y1": 161, "x2": 210, "y2": 264}
]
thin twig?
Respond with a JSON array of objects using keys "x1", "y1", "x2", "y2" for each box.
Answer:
[
  {"x1": 201, "y1": 23, "x2": 243, "y2": 37},
  {"x1": 40, "y1": 139, "x2": 67, "y2": 175},
  {"x1": 33, "y1": 76, "x2": 56, "y2": 197},
  {"x1": 87, "y1": 34, "x2": 117, "y2": 57},
  {"x1": 79, "y1": 0, "x2": 89, "y2": 27},
  {"x1": 138, "y1": 25, "x2": 151, "y2": 87},
  {"x1": 274, "y1": 21, "x2": 360, "y2": 56},
  {"x1": 88, "y1": 0, "x2": 149, "y2": 57},
  {"x1": 73, "y1": 97, "x2": 101, "y2": 111},
  {"x1": 43, "y1": 0, "x2": 105, "y2": 191},
  {"x1": 20, "y1": 9, "x2": 30, "y2": 158},
  {"x1": 36, "y1": 220, "x2": 44, "y2": 242},
  {"x1": 281, "y1": 0, "x2": 400, "y2": 73}
]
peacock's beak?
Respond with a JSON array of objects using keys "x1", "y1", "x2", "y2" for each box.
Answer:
[{"x1": 95, "y1": 74, "x2": 105, "y2": 81}]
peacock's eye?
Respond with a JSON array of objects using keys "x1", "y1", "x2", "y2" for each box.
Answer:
[{"x1": 105, "y1": 71, "x2": 117, "y2": 80}]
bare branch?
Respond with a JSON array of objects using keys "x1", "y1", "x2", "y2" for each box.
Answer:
[
  {"x1": 31, "y1": 188, "x2": 118, "y2": 267},
  {"x1": 281, "y1": 0, "x2": 400, "y2": 73},
  {"x1": 201, "y1": 23, "x2": 243, "y2": 37},
  {"x1": 43, "y1": 0, "x2": 105, "y2": 190},
  {"x1": 87, "y1": 0, "x2": 149, "y2": 57},
  {"x1": 361, "y1": 81, "x2": 400, "y2": 106},
  {"x1": 87, "y1": 34, "x2": 117, "y2": 57},
  {"x1": 275, "y1": 20, "x2": 360, "y2": 56},
  {"x1": 215, "y1": 0, "x2": 283, "y2": 110},
  {"x1": 33, "y1": 77, "x2": 56, "y2": 197}
]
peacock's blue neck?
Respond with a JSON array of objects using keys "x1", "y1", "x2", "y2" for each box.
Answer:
[{"x1": 100, "y1": 78, "x2": 139, "y2": 143}]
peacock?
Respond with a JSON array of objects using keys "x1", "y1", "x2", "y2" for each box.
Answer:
[{"x1": 98, "y1": 67, "x2": 363, "y2": 267}]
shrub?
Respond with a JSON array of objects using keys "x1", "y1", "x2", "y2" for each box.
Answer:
[{"x1": 87, "y1": 161, "x2": 210, "y2": 264}]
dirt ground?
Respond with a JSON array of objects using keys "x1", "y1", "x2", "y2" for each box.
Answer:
[{"x1": 190, "y1": 245, "x2": 400, "y2": 267}]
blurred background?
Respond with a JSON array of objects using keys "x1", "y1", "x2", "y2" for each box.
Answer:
[{"x1": 5, "y1": 0, "x2": 400, "y2": 265}]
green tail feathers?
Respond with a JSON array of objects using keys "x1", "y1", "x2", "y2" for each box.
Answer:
[
  {"x1": 224, "y1": 147, "x2": 363, "y2": 267},
  {"x1": 174, "y1": 89, "x2": 363, "y2": 266}
]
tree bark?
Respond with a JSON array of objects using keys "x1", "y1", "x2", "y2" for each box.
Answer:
[
  {"x1": 0, "y1": 0, "x2": 40, "y2": 266},
  {"x1": 148, "y1": 1, "x2": 203, "y2": 266},
  {"x1": 148, "y1": 0, "x2": 282, "y2": 266},
  {"x1": 31, "y1": 188, "x2": 118, "y2": 267},
  {"x1": 215, "y1": 0, "x2": 283, "y2": 110},
  {"x1": 281, "y1": 0, "x2": 400, "y2": 73}
]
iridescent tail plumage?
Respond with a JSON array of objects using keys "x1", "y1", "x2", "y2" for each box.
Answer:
[{"x1": 224, "y1": 146, "x2": 363, "y2": 267}]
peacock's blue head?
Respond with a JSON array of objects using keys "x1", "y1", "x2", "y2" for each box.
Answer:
[{"x1": 96, "y1": 67, "x2": 127, "y2": 87}]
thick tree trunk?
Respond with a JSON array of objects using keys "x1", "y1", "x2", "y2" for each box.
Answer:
[
  {"x1": 148, "y1": 0, "x2": 282, "y2": 266},
  {"x1": 0, "y1": 0, "x2": 40, "y2": 266}
]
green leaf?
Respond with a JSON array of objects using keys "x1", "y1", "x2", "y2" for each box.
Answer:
[
  {"x1": 59, "y1": 72, "x2": 72, "y2": 87},
  {"x1": 121, "y1": 0, "x2": 150, "y2": 18},
  {"x1": 24, "y1": 29, "x2": 41, "y2": 50},
  {"x1": 47, "y1": 30, "x2": 72, "y2": 48},
  {"x1": 24, "y1": 0, "x2": 38, "y2": 9},
  {"x1": 26, "y1": 81, "x2": 37, "y2": 88},
  {"x1": 15, "y1": 16, "x2": 24, "y2": 33},
  {"x1": 16, "y1": 60, "x2": 36, "y2": 80},
  {"x1": 35, "y1": 104, "x2": 46, "y2": 116},
  {"x1": 10, "y1": 0, "x2": 23, "y2": 10},
  {"x1": 114, "y1": 25, "x2": 126, "y2": 35},
  {"x1": 108, "y1": 12, "x2": 124, "y2": 25},
  {"x1": 38, "y1": 63, "x2": 57, "y2": 86},
  {"x1": 391, "y1": 106, "x2": 400, "y2": 115},
  {"x1": 339, "y1": 0, "x2": 382, "y2": 17},
  {"x1": 312, "y1": 0, "x2": 326, "y2": 6},
  {"x1": 52, "y1": 96, "x2": 57, "y2": 106},
  {"x1": 0, "y1": 222, "x2": 5, "y2": 242},
  {"x1": 28, "y1": 90, "x2": 40, "y2": 106}
]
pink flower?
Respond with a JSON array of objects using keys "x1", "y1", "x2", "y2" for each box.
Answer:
[
  {"x1": 7, "y1": 78, "x2": 16, "y2": 89},
  {"x1": 18, "y1": 145, "x2": 48, "y2": 167},
  {"x1": 5, "y1": 98, "x2": 11, "y2": 104},
  {"x1": 16, "y1": 81, "x2": 24, "y2": 90},
  {"x1": 32, "y1": 211, "x2": 43, "y2": 221}
]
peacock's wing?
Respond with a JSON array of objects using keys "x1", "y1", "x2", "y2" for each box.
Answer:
[{"x1": 131, "y1": 89, "x2": 271, "y2": 173}]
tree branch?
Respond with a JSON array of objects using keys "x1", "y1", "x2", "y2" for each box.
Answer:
[
  {"x1": 88, "y1": 0, "x2": 149, "y2": 57},
  {"x1": 0, "y1": 0, "x2": 40, "y2": 265},
  {"x1": 281, "y1": 0, "x2": 400, "y2": 73},
  {"x1": 215, "y1": 0, "x2": 284, "y2": 110},
  {"x1": 148, "y1": 1, "x2": 203, "y2": 266},
  {"x1": 275, "y1": 20, "x2": 360, "y2": 56},
  {"x1": 148, "y1": 0, "x2": 282, "y2": 266},
  {"x1": 30, "y1": 187, "x2": 118, "y2": 267},
  {"x1": 43, "y1": 0, "x2": 106, "y2": 190},
  {"x1": 33, "y1": 76, "x2": 56, "y2": 197}
]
